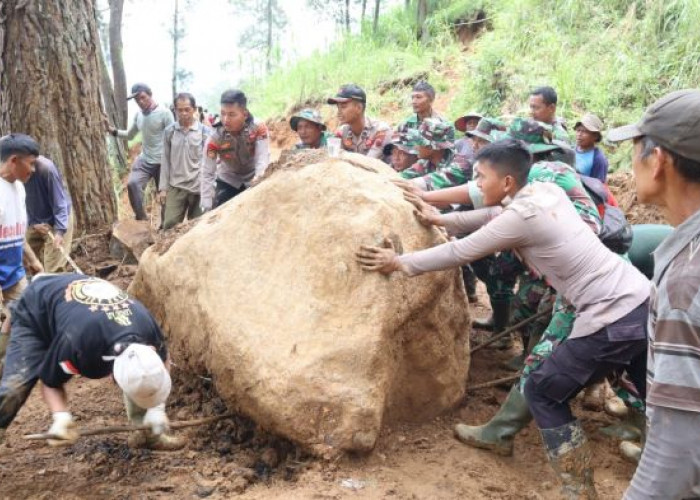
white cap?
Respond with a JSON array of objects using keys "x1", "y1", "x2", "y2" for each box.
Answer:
[{"x1": 113, "y1": 344, "x2": 171, "y2": 409}]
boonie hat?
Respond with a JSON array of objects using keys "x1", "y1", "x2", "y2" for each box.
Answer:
[
  {"x1": 407, "y1": 118, "x2": 455, "y2": 150},
  {"x1": 607, "y1": 89, "x2": 700, "y2": 162},
  {"x1": 327, "y1": 84, "x2": 367, "y2": 105},
  {"x1": 575, "y1": 113, "x2": 604, "y2": 142},
  {"x1": 467, "y1": 117, "x2": 507, "y2": 143},
  {"x1": 290, "y1": 109, "x2": 327, "y2": 131},
  {"x1": 127, "y1": 83, "x2": 152, "y2": 100},
  {"x1": 505, "y1": 118, "x2": 561, "y2": 154},
  {"x1": 455, "y1": 112, "x2": 484, "y2": 133},
  {"x1": 113, "y1": 344, "x2": 171, "y2": 409}
]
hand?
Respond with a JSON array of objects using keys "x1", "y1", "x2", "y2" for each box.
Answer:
[
  {"x1": 47, "y1": 411, "x2": 79, "y2": 447},
  {"x1": 391, "y1": 178, "x2": 423, "y2": 197},
  {"x1": 26, "y1": 259, "x2": 44, "y2": 275},
  {"x1": 52, "y1": 233, "x2": 64, "y2": 249},
  {"x1": 403, "y1": 191, "x2": 444, "y2": 227},
  {"x1": 143, "y1": 404, "x2": 169, "y2": 435},
  {"x1": 32, "y1": 223, "x2": 51, "y2": 235},
  {"x1": 356, "y1": 238, "x2": 405, "y2": 275},
  {"x1": 157, "y1": 191, "x2": 167, "y2": 205},
  {"x1": 200, "y1": 201, "x2": 212, "y2": 213}
]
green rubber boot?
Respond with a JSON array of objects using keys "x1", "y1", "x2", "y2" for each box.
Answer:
[
  {"x1": 541, "y1": 420, "x2": 598, "y2": 499},
  {"x1": 454, "y1": 386, "x2": 532, "y2": 456}
]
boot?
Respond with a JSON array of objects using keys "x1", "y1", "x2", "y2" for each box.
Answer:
[
  {"x1": 454, "y1": 386, "x2": 532, "y2": 456},
  {"x1": 540, "y1": 420, "x2": 598, "y2": 499}
]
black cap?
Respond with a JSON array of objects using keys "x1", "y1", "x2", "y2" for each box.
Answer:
[
  {"x1": 127, "y1": 83, "x2": 152, "y2": 100},
  {"x1": 327, "y1": 84, "x2": 366, "y2": 105}
]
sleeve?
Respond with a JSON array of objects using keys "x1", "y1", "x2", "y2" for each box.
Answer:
[
  {"x1": 367, "y1": 125, "x2": 392, "y2": 159},
  {"x1": 200, "y1": 135, "x2": 218, "y2": 210},
  {"x1": 163, "y1": 109, "x2": 175, "y2": 129},
  {"x1": 45, "y1": 164, "x2": 70, "y2": 234},
  {"x1": 400, "y1": 161, "x2": 428, "y2": 180},
  {"x1": 592, "y1": 149, "x2": 609, "y2": 183},
  {"x1": 118, "y1": 115, "x2": 140, "y2": 140},
  {"x1": 423, "y1": 163, "x2": 473, "y2": 191},
  {"x1": 397, "y1": 209, "x2": 529, "y2": 276},
  {"x1": 39, "y1": 334, "x2": 75, "y2": 388},
  {"x1": 253, "y1": 123, "x2": 270, "y2": 177},
  {"x1": 468, "y1": 181, "x2": 486, "y2": 209},
  {"x1": 159, "y1": 128, "x2": 172, "y2": 192},
  {"x1": 441, "y1": 206, "x2": 503, "y2": 236}
]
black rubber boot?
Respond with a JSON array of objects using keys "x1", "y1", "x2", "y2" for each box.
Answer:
[
  {"x1": 454, "y1": 386, "x2": 532, "y2": 456},
  {"x1": 540, "y1": 420, "x2": 598, "y2": 499}
]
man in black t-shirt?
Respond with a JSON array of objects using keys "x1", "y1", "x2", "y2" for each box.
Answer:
[{"x1": 0, "y1": 273, "x2": 183, "y2": 450}]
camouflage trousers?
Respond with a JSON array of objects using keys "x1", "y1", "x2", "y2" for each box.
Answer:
[
  {"x1": 511, "y1": 275, "x2": 554, "y2": 339},
  {"x1": 470, "y1": 251, "x2": 524, "y2": 302},
  {"x1": 518, "y1": 294, "x2": 645, "y2": 412}
]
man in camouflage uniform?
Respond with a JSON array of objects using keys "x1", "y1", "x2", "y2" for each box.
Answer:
[
  {"x1": 385, "y1": 133, "x2": 419, "y2": 173},
  {"x1": 290, "y1": 109, "x2": 329, "y2": 150},
  {"x1": 396, "y1": 81, "x2": 444, "y2": 134},
  {"x1": 400, "y1": 118, "x2": 474, "y2": 190},
  {"x1": 328, "y1": 84, "x2": 392, "y2": 160},
  {"x1": 528, "y1": 86, "x2": 571, "y2": 143},
  {"x1": 200, "y1": 89, "x2": 270, "y2": 211}
]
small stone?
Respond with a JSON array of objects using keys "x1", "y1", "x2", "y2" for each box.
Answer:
[{"x1": 194, "y1": 484, "x2": 215, "y2": 498}]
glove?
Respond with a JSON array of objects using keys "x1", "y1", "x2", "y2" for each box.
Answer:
[
  {"x1": 200, "y1": 201, "x2": 212, "y2": 213},
  {"x1": 47, "y1": 411, "x2": 79, "y2": 447},
  {"x1": 143, "y1": 404, "x2": 169, "y2": 435}
]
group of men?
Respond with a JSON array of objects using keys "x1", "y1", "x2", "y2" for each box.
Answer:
[{"x1": 1, "y1": 77, "x2": 699, "y2": 499}]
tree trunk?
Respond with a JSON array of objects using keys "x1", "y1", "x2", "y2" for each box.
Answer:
[
  {"x1": 266, "y1": 0, "x2": 272, "y2": 73},
  {"x1": 172, "y1": 0, "x2": 179, "y2": 101},
  {"x1": 108, "y1": 0, "x2": 127, "y2": 128},
  {"x1": 344, "y1": 0, "x2": 350, "y2": 33},
  {"x1": 417, "y1": 0, "x2": 429, "y2": 42},
  {"x1": 360, "y1": 0, "x2": 367, "y2": 33},
  {"x1": 99, "y1": 49, "x2": 127, "y2": 172},
  {"x1": 373, "y1": 0, "x2": 381, "y2": 34},
  {"x1": 0, "y1": 0, "x2": 117, "y2": 232}
]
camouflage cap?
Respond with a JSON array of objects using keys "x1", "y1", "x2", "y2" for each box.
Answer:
[
  {"x1": 391, "y1": 132, "x2": 419, "y2": 155},
  {"x1": 505, "y1": 117, "x2": 561, "y2": 154},
  {"x1": 290, "y1": 108, "x2": 326, "y2": 131},
  {"x1": 407, "y1": 118, "x2": 455, "y2": 150},
  {"x1": 466, "y1": 117, "x2": 507, "y2": 143}
]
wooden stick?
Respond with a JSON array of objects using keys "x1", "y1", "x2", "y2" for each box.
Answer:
[
  {"x1": 23, "y1": 413, "x2": 234, "y2": 441},
  {"x1": 467, "y1": 374, "x2": 520, "y2": 392},
  {"x1": 47, "y1": 232, "x2": 84, "y2": 275},
  {"x1": 470, "y1": 308, "x2": 554, "y2": 354}
]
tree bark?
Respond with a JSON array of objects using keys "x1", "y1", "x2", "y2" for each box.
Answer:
[
  {"x1": 108, "y1": 0, "x2": 127, "y2": 128},
  {"x1": 172, "y1": 0, "x2": 179, "y2": 101},
  {"x1": 344, "y1": 0, "x2": 350, "y2": 33},
  {"x1": 99, "y1": 49, "x2": 127, "y2": 172},
  {"x1": 0, "y1": 0, "x2": 117, "y2": 232},
  {"x1": 417, "y1": 0, "x2": 429, "y2": 42},
  {"x1": 373, "y1": 0, "x2": 381, "y2": 34},
  {"x1": 266, "y1": 0, "x2": 272, "y2": 73}
]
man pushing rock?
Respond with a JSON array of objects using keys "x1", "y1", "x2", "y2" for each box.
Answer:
[{"x1": 0, "y1": 273, "x2": 184, "y2": 450}]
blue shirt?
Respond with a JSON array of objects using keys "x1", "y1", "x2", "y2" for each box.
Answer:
[
  {"x1": 575, "y1": 149, "x2": 595, "y2": 177},
  {"x1": 24, "y1": 156, "x2": 72, "y2": 235}
]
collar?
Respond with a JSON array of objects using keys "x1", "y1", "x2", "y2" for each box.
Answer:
[
  {"x1": 652, "y1": 208, "x2": 700, "y2": 283},
  {"x1": 174, "y1": 120, "x2": 201, "y2": 132}
]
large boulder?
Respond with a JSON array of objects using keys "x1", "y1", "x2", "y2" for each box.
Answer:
[{"x1": 129, "y1": 150, "x2": 470, "y2": 455}]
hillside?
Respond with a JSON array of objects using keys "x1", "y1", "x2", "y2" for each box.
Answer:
[{"x1": 245, "y1": 0, "x2": 700, "y2": 172}]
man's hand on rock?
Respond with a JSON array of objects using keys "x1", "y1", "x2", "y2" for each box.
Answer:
[
  {"x1": 403, "y1": 191, "x2": 444, "y2": 228},
  {"x1": 391, "y1": 178, "x2": 423, "y2": 197},
  {"x1": 356, "y1": 238, "x2": 405, "y2": 275}
]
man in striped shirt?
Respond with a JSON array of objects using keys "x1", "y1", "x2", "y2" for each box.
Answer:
[{"x1": 610, "y1": 89, "x2": 700, "y2": 499}]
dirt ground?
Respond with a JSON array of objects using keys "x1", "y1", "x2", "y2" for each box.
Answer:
[{"x1": 0, "y1": 236, "x2": 638, "y2": 499}]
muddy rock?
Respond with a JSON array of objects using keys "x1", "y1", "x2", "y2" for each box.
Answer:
[
  {"x1": 130, "y1": 151, "x2": 470, "y2": 456},
  {"x1": 110, "y1": 220, "x2": 154, "y2": 263}
]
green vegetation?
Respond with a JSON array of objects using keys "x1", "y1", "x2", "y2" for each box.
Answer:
[{"x1": 245, "y1": 0, "x2": 700, "y2": 171}]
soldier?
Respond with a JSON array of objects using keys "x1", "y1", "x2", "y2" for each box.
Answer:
[
  {"x1": 358, "y1": 139, "x2": 649, "y2": 498},
  {"x1": 396, "y1": 81, "x2": 444, "y2": 134},
  {"x1": 385, "y1": 133, "x2": 419, "y2": 173},
  {"x1": 109, "y1": 83, "x2": 175, "y2": 221},
  {"x1": 290, "y1": 109, "x2": 329, "y2": 149},
  {"x1": 200, "y1": 89, "x2": 270, "y2": 211},
  {"x1": 0, "y1": 274, "x2": 184, "y2": 450},
  {"x1": 400, "y1": 118, "x2": 473, "y2": 190},
  {"x1": 328, "y1": 84, "x2": 392, "y2": 160},
  {"x1": 528, "y1": 86, "x2": 570, "y2": 143},
  {"x1": 454, "y1": 112, "x2": 483, "y2": 158},
  {"x1": 158, "y1": 92, "x2": 211, "y2": 230}
]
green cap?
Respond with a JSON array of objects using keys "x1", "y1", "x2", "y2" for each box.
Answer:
[
  {"x1": 467, "y1": 117, "x2": 507, "y2": 143},
  {"x1": 290, "y1": 108, "x2": 326, "y2": 131},
  {"x1": 406, "y1": 118, "x2": 455, "y2": 150},
  {"x1": 505, "y1": 118, "x2": 561, "y2": 154},
  {"x1": 607, "y1": 89, "x2": 700, "y2": 162}
]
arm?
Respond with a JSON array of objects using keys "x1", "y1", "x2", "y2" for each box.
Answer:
[
  {"x1": 397, "y1": 209, "x2": 528, "y2": 276},
  {"x1": 441, "y1": 206, "x2": 503, "y2": 236},
  {"x1": 592, "y1": 148, "x2": 609, "y2": 183},
  {"x1": 422, "y1": 163, "x2": 472, "y2": 191},
  {"x1": 367, "y1": 126, "x2": 392, "y2": 159},
  {"x1": 421, "y1": 184, "x2": 471, "y2": 206},
  {"x1": 44, "y1": 164, "x2": 70, "y2": 236},
  {"x1": 200, "y1": 137, "x2": 218, "y2": 211},
  {"x1": 254, "y1": 133, "x2": 270, "y2": 177},
  {"x1": 159, "y1": 128, "x2": 172, "y2": 194}
]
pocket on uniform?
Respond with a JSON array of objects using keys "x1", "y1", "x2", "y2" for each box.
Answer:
[{"x1": 605, "y1": 300, "x2": 649, "y2": 342}]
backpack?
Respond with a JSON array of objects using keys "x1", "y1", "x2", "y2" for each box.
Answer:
[{"x1": 580, "y1": 175, "x2": 633, "y2": 255}]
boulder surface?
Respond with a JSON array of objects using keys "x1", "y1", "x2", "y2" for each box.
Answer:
[{"x1": 129, "y1": 150, "x2": 470, "y2": 455}]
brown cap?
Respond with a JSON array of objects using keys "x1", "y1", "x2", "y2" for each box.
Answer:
[
  {"x1": 574, "y1": 113, "x2": 603, "y2": 133},
  {"x1": 607, "y1": 89, "x2": 700, "y2": 162}
]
